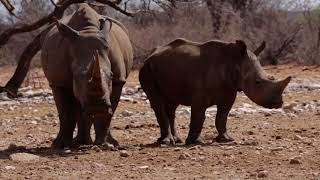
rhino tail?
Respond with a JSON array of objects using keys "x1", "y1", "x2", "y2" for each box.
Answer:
[{"x1": 139, "y1": 61, "x2": 162, "y2": 104}]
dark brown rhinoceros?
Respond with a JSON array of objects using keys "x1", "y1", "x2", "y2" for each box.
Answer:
[
  {"x1": 41, "y1": 4, "x2": 133, "y2": 150},
  {"x1": 139, "y1": 38, "x2": 291, "y2": 145}
]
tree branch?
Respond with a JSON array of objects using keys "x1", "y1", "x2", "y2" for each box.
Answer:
[
  {"x1": 0, "y1": 0, "x2": 135, "y2": 48},
  {"x1": 0, "y1": 0, "x2": 15, "y2": 15}
]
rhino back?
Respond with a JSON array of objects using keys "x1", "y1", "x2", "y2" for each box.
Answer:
[
  {"x1": 107, "y1": 21, "x2": 133, "y2": 82},
  {"x1": 144, "y1": 39, "x2": 240, "y2": 106},
  {"x1": 145, "y1": 41, "x2": 206, "y2": 105}
]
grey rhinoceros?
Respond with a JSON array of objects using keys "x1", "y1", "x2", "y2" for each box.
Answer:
[
  {"x1": 41, "y1": 4, "x2": 133, "y2": 150},
  {"x1": 139, "y1": 38, "x2": 291, "y2": 145}
]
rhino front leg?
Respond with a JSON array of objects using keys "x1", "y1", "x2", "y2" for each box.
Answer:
[
  {"x1": 186, "y1": 105, "x2": 206, "y2": 145},
  {"x1": 51, "y1": 87, "x2": 77, "y2": 150},
  {"x1": 215, "y1": 104, "x2": 234, "y2": 143},
  {"x1": 94, "y1": 82, "x2": 124, "y2": 147},
  {"x1": 74, "y1": 106, "x2": 93, "y2": 146}
]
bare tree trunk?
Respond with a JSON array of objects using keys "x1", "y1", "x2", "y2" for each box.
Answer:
[{"x1": 205, "y1": 0, "x2": 223, "y2": 38}]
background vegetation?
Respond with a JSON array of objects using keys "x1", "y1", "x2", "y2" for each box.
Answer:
[{"x1": 1, "y1": 0, "x2": 320, "y2": 67}]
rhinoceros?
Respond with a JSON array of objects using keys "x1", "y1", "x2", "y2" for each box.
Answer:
[
  {"x1": 139, "y1": 38, "x2": 291, "y2": 145},
  {"x1": 41, "y1": 4, "x2": 133, "y2": 149}
]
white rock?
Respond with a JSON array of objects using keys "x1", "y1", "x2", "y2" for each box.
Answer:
[
  {"x1": 121, "y1": 110, "x2": 134, "y2": 117},
  {"x1": 4, "y1": 165, "x2": 16, "y2": 170},
  {"x1": 294, "y1": 135, "x2": 303, "y2": 140},
  {"x1": 9, "y1": 153, "x2": 40, "y2": 162},
  {"x1": 120, "y1": 150, "x2": 130, "y2": 157},
  {"x1": 138, "y1": 165, "x2": 149, "y2": 169}
]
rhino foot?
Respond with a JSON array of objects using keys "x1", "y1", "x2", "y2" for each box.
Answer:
[
  {"x1": 215, "y1": 133, "x2": 234, "y2": 143},
  {"x1": 173, "y1": 135, "x2": 183, "y2": 144},
  {"x1": 185, "y1": 136, "x2": 204, "y2": 145},
  {"x1": 51, "y1": 134, "x2": 73, "y2": 150},
  {"x1": 157, "y1": 135, "x2": 176, "y2": 145},
  {"x1": 94, "y1": 132, "x2": 119, "y2": 147},
  {"x1": 73, "y1": 135, "x2": 93, "y2": 146}
]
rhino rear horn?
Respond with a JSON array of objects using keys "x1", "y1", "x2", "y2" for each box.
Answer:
[
  {"x1": 55, "y1": 19, "x2": 80, "y2": 40},
  {"x1": 254, "y1": 41, "x2": 266, "y2": 56},
  {"x1": 92, "y1": 51, "x2": 101, "y2": 78}
]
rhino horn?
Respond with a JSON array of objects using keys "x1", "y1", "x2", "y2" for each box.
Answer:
[
  {"x1": 254, "y1": 41, "x2": 266, "y2": 56},
  {"x1": 55, "y1": 19, "x2": 80, "y2": 40},
  {"x1": 92, "y1": 51, "x2": 101, "y2": 78},
  {"x1": 277, "y1": 76, "x2": 292, "y2": 93}
]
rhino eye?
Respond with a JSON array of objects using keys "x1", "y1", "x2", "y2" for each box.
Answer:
[{"x1": 255, "y1": 79, "x2": 262, "y2": 85}]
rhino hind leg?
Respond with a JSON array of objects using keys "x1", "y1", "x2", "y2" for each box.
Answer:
[
  {"x1": 142, "y1": 87, "x2": 175, "y2": 145},
  {"x1": 186, "y1": 105, "x2": 206, "y2": 145},
  {"x1": 166, "y1": 104, "x2": 182, "y2": 144},
  {"x1": 51, "y1": 87, "x2": 77, "y2": 150},
  {"x1": 215, "y1": 104, "x2": 234, "y2": 143}
]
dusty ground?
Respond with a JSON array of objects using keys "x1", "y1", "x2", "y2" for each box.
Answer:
[{"x1": 0, "y1": 64, "x2": 319, "y2": 180}]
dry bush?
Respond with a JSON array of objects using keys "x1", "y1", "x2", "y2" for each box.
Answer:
[{"x1": 120, "y1": 1, "x2": 212, "y2": 68}]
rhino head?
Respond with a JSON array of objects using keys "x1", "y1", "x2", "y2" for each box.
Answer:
[
  {"x1": 55, "y1": 19, "x2": 113, "y2": 117},
  {"x1": 233, "y1": 40, "x2": 291, "y2": 109}
]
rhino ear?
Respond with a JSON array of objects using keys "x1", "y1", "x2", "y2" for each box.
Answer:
[
  {"x1": 54, "y1": 19, "x2": 80, "y2": 41},
  {"x1": 234, "y1": 40, "x2": 247, "y2": 58},
  {"x1": 254, "y1": 41, "x2": 266, "y2": 56}
]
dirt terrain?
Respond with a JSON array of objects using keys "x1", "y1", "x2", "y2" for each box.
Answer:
[{"x1": 0, "y1": 64, "x2": 319, "y2": 180}]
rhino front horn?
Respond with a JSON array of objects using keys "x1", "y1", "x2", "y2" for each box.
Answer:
[
  {"x1": 56, "y1": 21, "x2": 80, "y2": 40},
  {"x1": 278, "y1": 76, "x2": 292, "y2": 93}
]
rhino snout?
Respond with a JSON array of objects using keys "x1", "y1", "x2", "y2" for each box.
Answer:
[{"x1": 261, "y1": 96, "x2": 284, "y2": 109}]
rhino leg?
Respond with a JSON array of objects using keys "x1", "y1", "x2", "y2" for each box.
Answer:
[
  {"x1": 215, "y1": 104, "x2": 234, "y2": 143},
  {"x1": 51, "y1": 87, "x2": 77, "y2": 150},
  {"x1": 152, "y1": 103, "x2": 174, "y2": 145},
  {"x1": 186, "y1": 105, "x2": 206, "y2": 145},
  {"x1": 74, "y1": 104, "x2": 93, "y2": 145},
  {"x1": 166, "y1": 104, "x2": 182, "y2": 144},
  {"x1": 94, "y1": 82, "x2": 123, "y2": 147}
]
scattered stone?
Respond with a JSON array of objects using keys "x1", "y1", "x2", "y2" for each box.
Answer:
[
  {"x1": 102, "y1": 143, "x2": 115, "y2": 150},
  {"x1": 240, "y1": 139, "x2": 258, "y2": 146},
  {"x1": 270, "y1": 147, "x2": 283, "y2": 152},
  {"x1": 263, "y1": 111, "x2": 272, "y2": 117},
  {"x1": 138, "y1": 165, "x2": 149, "y2": 169},
  {"x1": 294, "y1": 135, "x2": 303, "y2": 140},
  {"x1": 178, "y1": 153, "x2": 191, "y2": 160},
  {"x1": 257, "y1": 170, "x2": 268, "y2": 178},
  {"x1": 46, "y1": 113, "x2": 55, "y2": 117},
  {"x1": 188, "y1": 145, "x2": 202, "y2": 150},
  {"x1": 290, "y1": 156, "x2": 302, "y2": 164},
  {"x1": 9, "y1": 153, "x2": 40, "y2": 162},
  {"x1": 121, "y1": 110, "x2": 134, "y2": 117},
  {"x1": 120, "y1": 150, "x2": 130, "y2": 157},
  {"x1": 4, "y1": 165, "x2": 16, "y2": 170},
  {"x1": 173, "y1": 147, "x2": 183, "y2": 151},
  {"x1": 199, "y1": 156, "x2": 206, "y2": 161},
  {"x1": 91, "y1": 145, "x2": 102, "y2": 152},
  {"x1": 275, "y1": 135, "x2": 282, "y2": 140},
  {"x1": 164, "y1": 167, "x2": 175, "y2": 171}
]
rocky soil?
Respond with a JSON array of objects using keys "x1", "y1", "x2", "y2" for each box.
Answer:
[{"x1": 0, "y1": 64, "x2": 319, "y2": 179}]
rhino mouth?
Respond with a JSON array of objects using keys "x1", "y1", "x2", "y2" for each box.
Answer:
[{"x1": 262, "y1": 99, "x2": 283, "y2": 109}]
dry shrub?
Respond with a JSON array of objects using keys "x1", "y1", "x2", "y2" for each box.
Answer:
[{"x1": 119, "y1": 2, "x2": 212, "y2": 68}]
